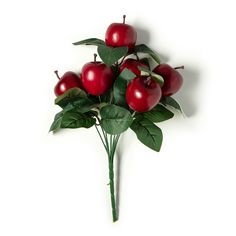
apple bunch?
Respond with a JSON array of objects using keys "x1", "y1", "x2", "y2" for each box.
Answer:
[{"x1": 50, "y1": 15, "x2": 184, "y2": 222}]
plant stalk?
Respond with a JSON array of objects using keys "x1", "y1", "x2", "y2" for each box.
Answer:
[
  {"x1": 107, "y1": 134, "x2": 119, "y2": 222},
  {"x1": 108, "y1": 157, "x2": 118, "y2": 222},
  {"x1": 95, "y1": 125, "x2": 120, "y2": 222}
]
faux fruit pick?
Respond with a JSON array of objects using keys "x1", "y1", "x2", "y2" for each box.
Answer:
[{"x1": 50, "y1": 15, "x2": 184, "y2": 222}]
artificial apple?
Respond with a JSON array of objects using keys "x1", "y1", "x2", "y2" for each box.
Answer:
[
  {"x1": 119, "y1": 58, "x2": 149, "y2": 76},
  {"x1": 126, "y1": 76, "x2": 162, "y2": 112},
  {"x1": 105, "y1": 15, "x2": 137, "y2": 51},
  {"x1": 81, "y1": 54, "x2": 114, "y2": 95},
  {"x1": 54, "y1": 71, "x2": 82, "y2": 97},
  {"x1": 153, "y1": 64, "x2": 184, "y2": 96}
]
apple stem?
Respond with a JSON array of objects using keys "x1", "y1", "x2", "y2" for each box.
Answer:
[
  {"x1": 123, "y1": 15, "x2": 126, "y2": 24},
  {"x1": 54, "y1": 70, "x2": 61, "y2": 80},
  {"x1": 174, "y1": 65, "x2": 185, "y2": 70},
  {"x1": 94, "y1": 53, "x2": 97, "y2": 63}
]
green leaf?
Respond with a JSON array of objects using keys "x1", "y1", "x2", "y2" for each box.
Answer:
[
  {"x1": 49, "y1": 111, "x2": 64, "y2": 132},
  {"x1": 73, "y1": 38, "x2": 105, "y2": 46},
  {"x1": 138, "y1": 66, "x2": 164, "y2": 86},
  {"x1": 138, "y1": 104, "x2": 174, "y2": 123},
  {"x1": 63, "y1": 97, "x2": 97, "y2": 113},
  {"x1": 131, "y1": 117, "x2": 163, "y2": 152},
  {"x1": 55, "y1": 88, "x2": 87, "y2": 108},
  {"x1": 85, "y1": 110, "x2": 98, "y2": 117},
  {"x1": 139, "y1": 58, "x2": 150, "y2": 69},
  {"x1": 134, "y1": 44, "x2": 161, "y2": 64},
  {"x1": 97, "y1": 45, "x2": 128, "y2": 66},
  {"x1": 88, "y1": 95, "x2": 99, "y2": 104},
  {"x1": 97, "y1": 102, "x2": 108, "y2": 109},
  {"x1": 118, "y1": 68, "x2": 136, "y2": 81},
  {"x1": 113, "y1": 68, "x2": 136, "y2": 107},
  {"x1": 161, "y1": 96, "x2": 182, "y2": 112},
  {"x1": 54, "y1": 88, "x2": 97, "y2": 113},
  {"x1": 100, "y1": 104, "x2": 133, "y2": 134},
  {"x1": 113, "y1": 78, "x2": 128, "y2": 107},
  {"x1": 49, "y1": 110, "x2": 96, "y2": 132},
  {"x1": 100, "y1": 89, "x2": 113, "y2": 103},
  {"x1": 60, "y1": 111, "x2": 96, "y2": 129}
]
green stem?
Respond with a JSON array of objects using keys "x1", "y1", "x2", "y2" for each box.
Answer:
[
  {"x1": 108, "y1": 134, "x2": 120, "y2": 222},
  {"x1": 99, "y1": 96, "x2": 102, "y2": 103},
  {"x1": 109, "y1": 134, "x2": 113, "y2": 156},
  {"x1": 110, "y1": 135, "x2": 119, "y2": 162},
  {"x1": 132, "y1": 111, "x2": 136, "y2": 117},
  {"x1": 109, "y1": 91, "x2": 114, "y2": 104},
  {"x1": 102, "y1": 129, "x2": 110, "y2": 154},
  {"x1": 108, "y1": 155, "x2": 117, "y2": 222},
  {"x1": 95, "y1": 125, "x2": 120, "y2": 222},
  {"x1": 95, "y1": 125, "x2": 109, "y2": 154}
]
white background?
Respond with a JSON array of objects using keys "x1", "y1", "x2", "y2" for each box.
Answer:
[{"x1": 0, "y1": 0, "x2": 236, "y2": 235}]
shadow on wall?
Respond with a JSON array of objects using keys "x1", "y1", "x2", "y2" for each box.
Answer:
[
  {"x1": 135, "y1": 27, "x2": 151, "y2": 45},
  {"x1": 174, "y1": 66, "x2": 200, "y2": 117},
  {"x1": 134, "y1": 26, "x2": 201, "y2": 117},
  {"x1": 151, "y1": 34, "x2": 201, "y2": 117}
]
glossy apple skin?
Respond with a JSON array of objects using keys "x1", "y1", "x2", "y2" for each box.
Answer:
[
  {"x1": 126, "y1": 76, "x2": 162, "y2": 112},
  {"x1": 105, "y1": 23, "x2": 137, "y2": 51},
  {"x1": 153, "y1": 64, "x2": 183, "y2": 96},
  {"x1": 54, "y1": 72, "x2": 82, "y2": 97},
  {"x1": 119, "y1": 59, "x2": 148, "y2": 76},
  {"x1": 81, "y1": 62, "x2": 114, "y2": 95}
]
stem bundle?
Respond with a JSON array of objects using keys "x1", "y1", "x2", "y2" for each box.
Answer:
[{"x1": 95, "y1": 123, "x2": 120, "y2": 222}]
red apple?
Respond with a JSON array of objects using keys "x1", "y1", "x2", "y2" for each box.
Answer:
[
  {"x1": 54, "y1": 71, "x2": 82, "y2": 97},
  {"x1": 119, "y1": 58, "x2": 149, "y2": 76},
  {"x1": 81, "y1": 54, "x2": 114, "y2": 95},
  {"x1": 105, "y1": 15, "x2": 137, "y2": 51},
  {"x1": 126, "y1": 76, "x2": 162, "y2": 112},
  {"x1": 153, "y1": 64, "x2": 183, "y2": 96}
]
